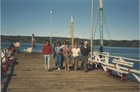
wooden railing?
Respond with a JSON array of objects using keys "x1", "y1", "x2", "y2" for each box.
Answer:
[{"x1": 88, "y1": 51, "x2": 140, "y2": 82}]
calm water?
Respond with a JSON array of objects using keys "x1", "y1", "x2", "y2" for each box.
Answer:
[
  {"x1": 1, "y1": 42, "x2": 140, "y2": 82},
  {"x1": 1, "y1": 42, "x2": 139, "y2": 59}
]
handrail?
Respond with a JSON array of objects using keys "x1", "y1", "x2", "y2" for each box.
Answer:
[
  {"x1": 89, "y1": 51, "x2": 140, "y2": 82},
  {"x1": 109, "y1": 55, "x2": 140, "y2": 62},
  {"x1": 90, "y1": 51, "x2": 140, "y2": 62}
]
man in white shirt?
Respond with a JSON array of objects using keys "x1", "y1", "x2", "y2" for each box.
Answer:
[{"x1": 72, "y1": 44, "x2": 80, "y2": 70}]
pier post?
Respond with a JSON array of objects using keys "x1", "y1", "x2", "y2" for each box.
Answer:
[
  {"x1": 50, "y1": 10, "x2": 53, "y2": 44},
  {"x1": 100, "y1": 0, "x2": 103, "y2": 52},
  {"x1": 70, "y1": 16, "x2": 74, "y2": 48}
]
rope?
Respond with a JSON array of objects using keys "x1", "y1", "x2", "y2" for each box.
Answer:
[
  {"x1": 52, "y1": 24, "x2": 69, "y2": 35},
  {"x1": 102, "y1": 11, "x2": 113, "y2": 54},
  {"x1": 103, "y1": 11, "x2": 111, "y2": 40},
  {"x1": 91, "y1": 0, "x2": 100, "y2": 50},
  {"x1": 52, "y1": 31, "x2": 70, "y2": 44},
  {"x1": 93, "y1": 0, "x2": 100, "y2": 39},
  {"x1": 76, "y1": 19, "x2": 90, "y2": 39},
  {"x1": 93, "y1": 10, "x2": 100, "y2": 39}
]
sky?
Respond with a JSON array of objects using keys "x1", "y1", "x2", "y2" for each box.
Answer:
[{"x1": 1, "y1": 0, "x2": 139, "y2": 40}]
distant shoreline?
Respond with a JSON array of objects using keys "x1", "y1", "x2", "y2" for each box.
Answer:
[
  {"x1": 1, "y1": 42, "x2": 139, "y2": 49},
  {"x1": 1, "y1": 35, "x2": 139, "y2": 48}
]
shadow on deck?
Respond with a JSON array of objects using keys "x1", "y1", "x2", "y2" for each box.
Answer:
[{"x1": 1, "y1": 61, "x2": 19, "y2": 92}]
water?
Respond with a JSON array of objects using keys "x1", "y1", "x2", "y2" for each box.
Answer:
[
  {"x1": 1, "y1": 42, "x2": 139, "y2": 59},
  {"x1": 93, "y1": 46, "x2": 139, "y2": 59},
  {"x1": 1, "y1": 42, "x2": 43, "y2": 52},
  {"x1": 1, "y1": 42, "x2": 140, "y2": 82}
]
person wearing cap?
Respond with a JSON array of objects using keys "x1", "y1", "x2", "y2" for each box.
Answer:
[{"x1": 80, "y1": 41, "x2": 90, "y2": 72}]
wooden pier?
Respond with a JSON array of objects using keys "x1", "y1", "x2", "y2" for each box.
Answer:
[{"x1": 2, "y1": 53, "x2": 139, "y2": 92}]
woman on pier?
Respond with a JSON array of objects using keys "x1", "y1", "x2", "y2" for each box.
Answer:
[
  {"x1": 60, "y1": 40, "x2": 68, "y2": 68},
  {"x1": 63, "y1": 43, "x2": 71, "y2": 71},
  {"x1": 71, "y1": 44, "x2": 80, "y2": 70},
  {"x1": 55, "y1": 42, "x2": 62, "y2": 70}
]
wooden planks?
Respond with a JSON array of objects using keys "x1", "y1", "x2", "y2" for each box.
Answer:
[{"x1": 6, "y1": 53, "x2": 139, "y2": 92}]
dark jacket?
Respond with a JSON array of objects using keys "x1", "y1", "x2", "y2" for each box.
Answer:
[{"x1": 80, "y1": 46, "x2": 90, "y2": 56}]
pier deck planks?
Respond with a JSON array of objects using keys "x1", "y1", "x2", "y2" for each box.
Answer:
[{"x1": 6, "y1": 53, "x2": 139, "y2": 92}]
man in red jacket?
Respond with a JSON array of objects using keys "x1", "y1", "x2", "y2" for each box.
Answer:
[{"x1": 42, "y1": 40, "x2": 52, "y2": 71}]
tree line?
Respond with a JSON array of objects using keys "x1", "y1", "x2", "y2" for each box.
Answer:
[{"x1": 1, "y1": 35, "x2": 139, "y2": 47}]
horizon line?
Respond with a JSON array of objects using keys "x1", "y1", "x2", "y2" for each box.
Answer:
[{"x1": 1, "y1": 34, "x2": 139, "y2": 41}]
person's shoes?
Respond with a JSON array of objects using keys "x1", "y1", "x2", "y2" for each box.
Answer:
[
  {"x1": 58, "y1": 68, "x2": 60, "y2": 70},
  {"x1": 47, "y1": 68, "x2": 51, "y2": 72}
]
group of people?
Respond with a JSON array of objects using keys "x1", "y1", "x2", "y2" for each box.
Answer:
[
  {"x1": 1, "y1": 41, "x2": 21, "y2": 63},
  {"x1": 42, "y1": 40, "x2": 90, "y2": 72},
  {"x1": 1, "y1": 42, "x2": 18, "y2": 66}
]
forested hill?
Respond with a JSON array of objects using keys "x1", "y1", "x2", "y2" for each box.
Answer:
[{"x1": 1, "y1": 35, "x2": 139, "y2": 47}]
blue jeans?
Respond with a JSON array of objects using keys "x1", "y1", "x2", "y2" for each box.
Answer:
[
  {"x1": 56, "y1": 54, "x2": 62, "y2": 68},
  {"x1": 44, "y1": 55, "x2": 50, "y2": 69}
]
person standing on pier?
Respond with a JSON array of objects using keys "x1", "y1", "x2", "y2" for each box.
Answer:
[
  {"x1": 42, "y1": 40, "x2": 52, "y2": 71},
  {"x1": 9, "y1": 42, "x2": 16, "y2": 54},
  {"x1": 79, "y1": 43, "x2": 83, "y2": 62},
  {"x1": 71, "y1": 44, "x2": 80, "y2": 70},
  {"x1": 63, "y1": 43, "x2": 71, "y2": 71},
  {"x1": 52, "y1": 43, "x2": 57, "y2": 67},
  {"x1": 60, "y1": 40, "x2": 67, "y2": 68},
  {"x1": 14, "y1": 41, "x2": 21, "y2": 54},
  {"x1": 80, "y1": 41, "x2": 90, "y2": 72},
  {"x1": 55, "y1": 42, "x2": 62, "y2": 70}
]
